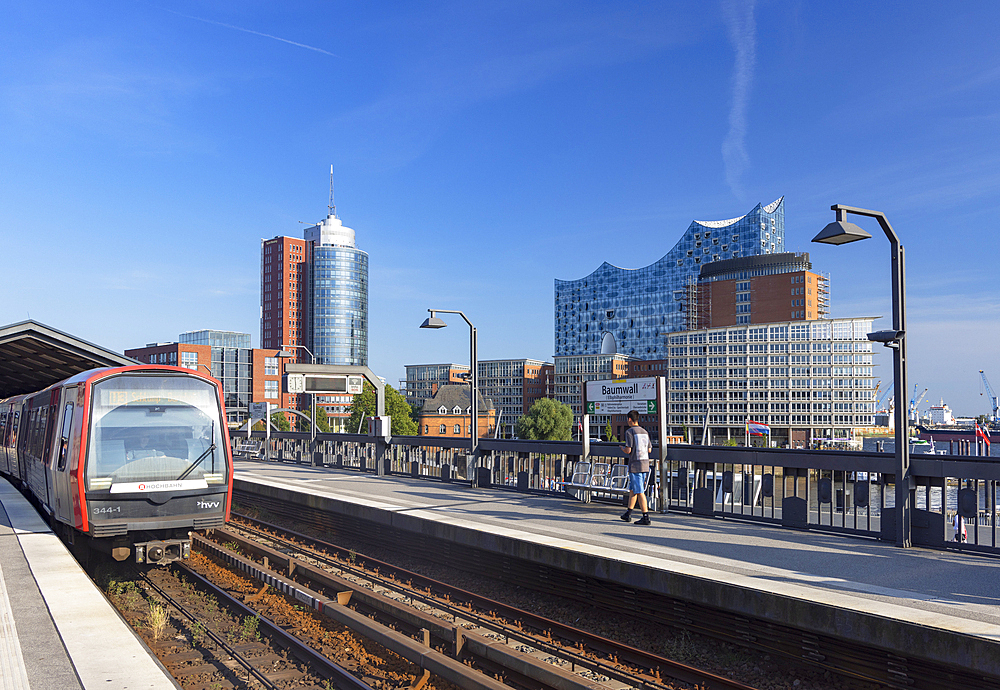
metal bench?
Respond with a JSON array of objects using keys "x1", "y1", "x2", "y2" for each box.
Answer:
[
  {"x1": 234, "y1": 438, "x2": 264, "y2": 459},
  {"x1": 560, "y1": 461, "x2": 632, "y2": 503}
]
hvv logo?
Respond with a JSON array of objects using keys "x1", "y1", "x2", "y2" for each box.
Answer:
[{"x1": 197, "y1": 500, "x2": 220, "y2": 509}]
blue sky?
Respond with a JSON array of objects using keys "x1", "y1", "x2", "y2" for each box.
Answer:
[{"x1": 2, "y1": 1, "x2": 998, "y2": 416}]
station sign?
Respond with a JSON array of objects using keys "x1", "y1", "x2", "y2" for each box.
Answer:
[
  {"x1": 584, "y1": 377, "x2": 658, "y2": 415},
  {"x1": 285, "y1": 373, "x2": 364, "y2": 395},
  {"x1": 249, "y1": 401, "x2": 271, "y2": 423}
]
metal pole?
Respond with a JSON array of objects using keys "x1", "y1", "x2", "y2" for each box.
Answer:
[
  {"x1": 888, "y1": 233, "x2": 910, "y2": 547},
  {"x1": 471, "y1": 323, "x2": 478, "y2": 485},
  {"x1": 832, "y1": 207, "x2": 910, "y2": 547}
]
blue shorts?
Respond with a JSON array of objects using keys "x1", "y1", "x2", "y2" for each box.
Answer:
[{"x1": 628, "y1": 472, "x2": 647, "y2": 494}]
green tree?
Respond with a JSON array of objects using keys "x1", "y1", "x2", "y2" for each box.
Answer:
[
  {"x1": 252, "y1": 411, "x2": 291, "y2": 432},
  {"x1": 300, "y1": 405, "x2": 330, "y2": 433},
  {"x1": 604, "y1": 421, "x2": 618, "y2": 443},
  {"x1": 515, "y1": 398, "x2": 573, "y2": 441},
  {"x1": 346, "y1": 382, "x2": 418, "y2": 436}
]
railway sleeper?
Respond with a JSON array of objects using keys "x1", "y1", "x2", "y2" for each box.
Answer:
[{"x1": 196, "y1": 533, "x2": 629, "y2": 690}]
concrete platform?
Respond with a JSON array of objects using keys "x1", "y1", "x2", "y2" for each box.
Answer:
[
  {"x1": 0, "y1": 479, "x2": 178, "y2": 690},
  {"x1": 235, "y1": 459, "x2": 1000, "y2": 680}
]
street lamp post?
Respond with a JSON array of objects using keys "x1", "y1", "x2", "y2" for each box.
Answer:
[
  {"x1": 812, "y1": 204, "x2": 910, "y2": 547},
  {"x1": 279, "y1": 344, "x2": 319, "y2": 458},
  {"x1": 420, "y1": 310, "x2": 479, "y2": 484}
]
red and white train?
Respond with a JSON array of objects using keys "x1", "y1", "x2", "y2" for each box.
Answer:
[{"x1": 0, "y1": 365, "x2": 233, "y2": 564}]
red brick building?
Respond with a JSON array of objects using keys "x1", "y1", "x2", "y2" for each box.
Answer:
[
  {"x1": 418, "y1": 384, "x2": 496, "y2": 439},
  {"x1": 261, "y1": 236, "x2": 308, "y2": 357},
  {"x1": 687, "y1": 253, "x2": 828, "y2": 329}
]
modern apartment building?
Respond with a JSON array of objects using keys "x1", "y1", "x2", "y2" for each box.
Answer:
[{"x1": 555, "y1": 198, "x2": 785, "y2": 358}]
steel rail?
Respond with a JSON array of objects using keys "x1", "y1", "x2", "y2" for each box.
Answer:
[{"x1": 136, "y1": 568, "x2": 285, "y2": 690}]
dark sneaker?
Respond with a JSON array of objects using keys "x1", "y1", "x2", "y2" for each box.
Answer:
[
  {"x1": 635, "y1": 515, "x2": 651, "y2": 525},
  {"x1": 620, "y1": 512, "x2": 632, "y2": 522}
]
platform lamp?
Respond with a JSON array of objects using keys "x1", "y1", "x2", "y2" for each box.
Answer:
[
  {"x1": 813, "y1": 205, "x2": 910, "y2": 548},
  {"x1": 420, "y1": 309, "x2": 479, "y2": 485}
]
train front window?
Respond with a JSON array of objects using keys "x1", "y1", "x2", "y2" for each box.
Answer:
[{"x1": 85, "y1": 375, "x2": 227, "y2": 492}]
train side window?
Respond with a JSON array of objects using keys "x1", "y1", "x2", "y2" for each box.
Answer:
[{"x1": 58, "y1": 403, "x2": 74, "y2": 471}]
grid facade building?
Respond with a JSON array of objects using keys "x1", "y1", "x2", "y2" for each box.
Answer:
[
  {"x1": 477, "y1": 359, "x2": 551, "y2": 438},
  {"x1": 555, "y1": 198, "x2": 785, "y2": 358},
  {"x1": 553, "y1": 353, "x2": 631, "y2": 439},
  {"x1": 660, "y1": 318, "x2": 877, "y2": 447}
]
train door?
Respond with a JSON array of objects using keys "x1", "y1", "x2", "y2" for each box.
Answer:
[
  {"x1": 0, "y1": 406, "x2": 9, "y2": 475},
  {"x1": 51, "y1": 387, "x2": 77, "y2": 525},
  {"x1": 9, "y1": 408, "x2": 21, "y2": 480}
]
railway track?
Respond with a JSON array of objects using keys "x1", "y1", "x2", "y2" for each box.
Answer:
[
  {"x1": 137, "y1": 565, "x2": 373, "y2": 690},
  {"x1": 232, "y1": 490, "x2": 1000, "y2": 690},
  {"x1": 215, "y1": 512, "x2": 757, "y2": 690}
]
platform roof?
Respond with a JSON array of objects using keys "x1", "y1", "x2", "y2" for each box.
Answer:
[{"x1": 0, "y1": 320, "x2": 136, "y2": 399}]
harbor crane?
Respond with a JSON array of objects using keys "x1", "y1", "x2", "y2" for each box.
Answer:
[
  {"x1": 980, "y1": 370, "x2": 998, "y2": 422},
  {"x1": 876, "y1": 381, "x2": 894, "y2": 412},
  {"x1": 908, "y1": 385, "x2": 927, "y2": 423}
]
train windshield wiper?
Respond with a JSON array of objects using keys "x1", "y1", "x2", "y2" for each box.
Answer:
[{"x1": 176, "y1": 443, "x2": 216, "y2": 481}]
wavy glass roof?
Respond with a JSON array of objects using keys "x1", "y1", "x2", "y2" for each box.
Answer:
[{"x1": 554, "y1": 198, "x2": 785, "y2": 358}]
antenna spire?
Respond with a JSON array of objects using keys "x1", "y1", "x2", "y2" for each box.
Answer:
[{"x1": 328, "y1": 164, "x2": 337, "y2": 218}]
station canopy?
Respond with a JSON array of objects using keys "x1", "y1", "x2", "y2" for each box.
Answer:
[{"x1": 0, "y1": 320, "x2": 136, "y2": 399}]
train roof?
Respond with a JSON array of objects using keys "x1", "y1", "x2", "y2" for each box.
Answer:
[{"x1": 0, "y1": 320, "x2": 136, "y2": 399}]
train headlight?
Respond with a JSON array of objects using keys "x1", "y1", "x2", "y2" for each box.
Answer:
[
  {"x1": 204, "y1": 473, "x2": 225, "y2": 485},
  {"x1": 135, "y1": 546, "x2": 145, "y2": 564},
  {"x1": 148, "y1": 545, "x2": 164, "y2": 562}
]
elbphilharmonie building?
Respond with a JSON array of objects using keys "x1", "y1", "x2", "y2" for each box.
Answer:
[{"x1": 554, "y1": 198, "x2": 785, "y2": 358}]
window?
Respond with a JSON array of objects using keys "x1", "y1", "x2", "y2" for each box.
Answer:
[
  {"x1": 454, "y1": 424, "x2": 461, "y2": 434},
  {"x1": 452, "y1": 405, "x2": 462, "y2": 414},
  {"x1": 439, "y1": 424, "x2": 447, "y2": 434},
  {"x1": 181, "y1": 351, "x2": 198, "y2": 371},
  {"x1": 424, "y1": 425, "x2": 429, "y2": 434},
  {"x1": 264, "y1": 381, "x2": 279, "y2": 399},
  {"x1": 264, "y1": 357, "x2": 279, "y2": 375},
  {"x1": 438, "y1": 406, "x2": 447, "y2": 414}
]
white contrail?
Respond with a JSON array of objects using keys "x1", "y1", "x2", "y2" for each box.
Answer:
[
  {"x1": 721, "y1": 0, "x2": 756, "y2": 198},
  {"x1": 160, "y1": 7, "x2": 339, "y2": 57}
]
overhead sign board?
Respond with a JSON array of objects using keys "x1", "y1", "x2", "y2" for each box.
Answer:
[
  {"x1": 584, "y1": 377, "x2": 658, "y2": 415},
  {"x1": 285, "y1": 374, "x2": 364, "y2": 395}
]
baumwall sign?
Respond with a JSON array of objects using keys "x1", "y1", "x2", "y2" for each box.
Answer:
[{"x1": 584, "y1": 377, "x2": 658, "y2": 415}]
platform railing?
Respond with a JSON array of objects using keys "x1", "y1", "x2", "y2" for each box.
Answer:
[{"x1": 232, "y1": 433, "x2": 1000, "y2": 554}]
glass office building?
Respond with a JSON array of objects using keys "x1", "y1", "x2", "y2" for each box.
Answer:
[
  {"x1": 304, "y1": 213, "x2": 369, "y2": 366},
  {"x1": 178, "y1": 330, "x2": 253, "y2": 421},
  {"x1": 554, "y1": 198, "x2": 784, "y2": 358}
]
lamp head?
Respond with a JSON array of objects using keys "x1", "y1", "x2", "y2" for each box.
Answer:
[
  {"x1": 276, "y1": 350, "x2": 295, "y2": 358},
  {"x1": 867, "y1": 330, "x2": 904, "y2": 349},
  {"x1": 420, "y1": 311, "x2": 448, "y2": 329},
  {"x1": 812, "y1": 208, "x2": 873, "y2": 245}
]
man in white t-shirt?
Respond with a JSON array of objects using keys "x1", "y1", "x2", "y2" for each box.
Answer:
[{"x1": 619, "y1": 410, "x2": 652, "y2": 525}]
